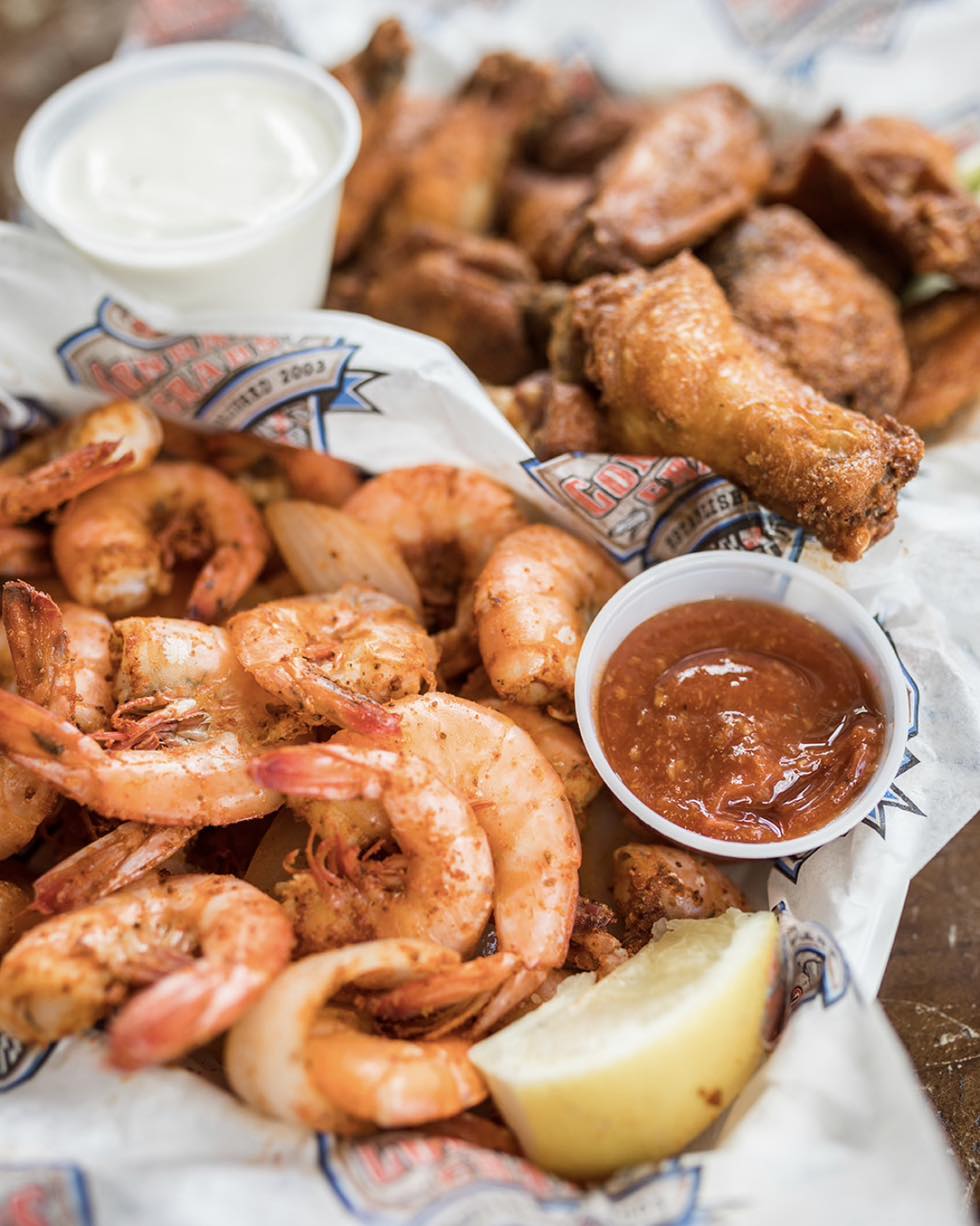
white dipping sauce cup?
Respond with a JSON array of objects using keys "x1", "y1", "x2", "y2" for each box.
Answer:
[
  {"x1": 575, "y1": 553, "x2": 910, "y2": 860},
  {"x1": 15, "y1": 42, "x2": 360, "y2": 312}
]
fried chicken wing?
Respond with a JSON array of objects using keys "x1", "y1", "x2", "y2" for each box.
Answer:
[
  {"x1": 774, "y1": 116, "x2": 980, "y2": 288},
  {"x1": 705, "y1": 205, "x2": 910, "y2": 418},
  {"x1": 502, "y1": 167, "x2": 593, "y2": 279},
  {"x1": 523, "y1": 60, "x2": 643, "y2": 173},
  {"x1": 568, "y1": 252, "x2": 923, "y2": 560},
  {"x1": 899, "y1": 290, "x2": 980, "y2": 432},
  {"x1": 331, "y1": 19, "x2": 415, "y2": 264},
  {"x1": 565, "y1": 84, "x2": 771, "y2": 278},
  {"x1": 485, "y1": 372, "x2": 606, "y2": 459},
  {"x1": 386, "y1": 52, "x2": 554, "y2": 236},
  {"x1": 329, "y1": 226, "x2": 541, "y2": 384}
]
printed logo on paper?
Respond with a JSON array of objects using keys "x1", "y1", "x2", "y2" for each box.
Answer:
[
  {"x1": 0, "y1": 1033, "x2": 52, "y2": 1092},
  {"x1": 524, "y1": 453, "x2": 803, "y2": 567},
  {"x1": 320, "y1": 1133, "x2": 701, "y2": 1226},
  {"x1": 0, "y1": 1167, "x2": 92, "y2": 1226},
  {"x1": 776, "y1": 910, "x2": 851, "y2": 1016},
  {"x1": 56, "y1": 297, "x2": 384, "y2": 451}
]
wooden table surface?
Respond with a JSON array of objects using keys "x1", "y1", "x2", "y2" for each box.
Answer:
[{"x1": 0, "y1": 0, "x2": 977, "y2": 1211}]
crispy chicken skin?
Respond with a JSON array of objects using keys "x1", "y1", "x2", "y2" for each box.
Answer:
[
  {"x1": 900, "y1": 290, "x2": 980, "y2": 432},
  {"x1": 523, "y1": 60, "x2": 643, "y2": 173},
  {"x1": 386, "y1": 52, "x2": 554, "y2": 235},
  {"x1": 328, "y1": 227, "x2": 540, "y2": 384},
  {"x1": 331, "y1": 19, "x2": 414, "y2": 264},
  {"x1": 568, "y1": 252, "x2": 923, "y2": 560},
  {"x1": 774, "y1": 115, "x2": 980, "y2": 288},
  {"x1": 705, "y1": 205, "x2": 910, "y2": 418},
  {"x1": 565, "y1": 84, "x2": 772, "y2": 278},
  {"x1": 485, "y1": 372, "x2": 607, "y2": 459}
]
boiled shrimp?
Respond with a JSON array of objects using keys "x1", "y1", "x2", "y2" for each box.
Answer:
[
  {"x1": 250, "y1": 743, "x2": 494, "y2": 956},
  {"x1": 206, "y1": 433, "x2": 362, "y2": 506},
  {"x1": 0, "y1": 873, "x2": 293, "y2": 1069},
  {"x1": 227, "y1": 586, "x2": 438, "y2": 735},
  {"x1": 52, "y1": 461, "x2": 269, "y2": 621},
  {"x1": 225, "y1": 939, "x2": 486, "y2": 1133},
  {"x1": 0, "y1": 618, "x2": 295, "y2": 826},
  {"x1": 344, "y1": 465, "x2": 526, "y2": 677},
  {"x1": 478, "y1": 696, "x2": 602, "y2": 821},
  {"x1": 0, "y1": 400, "x2": 162, "y2": 526},
  {"x1": 0, "y1": 526, "x2": 50, "y2": 577},
  {"x1": 474, "y1": 523, "x2": 623, "y2": 709},
  {"x1": 612, "y1": 843, "x2": 747, "y2": 953},
  {"x1": 0, "y1": 582, "x2": 113, "y2": 857},
  {"x1": 254, "y1": 692, "x2": 580, "y2": 1030},
  {"x1": 32, "y1": 822, "x2": 197, "y2": 915},
  {"x1": 0, "y1": 879, "x2": 32, "y2": 955}
]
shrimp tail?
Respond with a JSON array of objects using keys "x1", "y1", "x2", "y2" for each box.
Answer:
[
  {"x1": 108, "y1": 962, "x2": 270, "y2": 1070},
  {"x1": 0, "y1": 439, "x2": 134, "y2": 525},
  {"x1": 0, "y1": 688, "x2": 103, "y2": 772},
  {"x1": 33, "y1": 823, "x2": 198, "y2": 915},
  {"x1": 186, "y1": 543, "x2": 268, "y2": 624},
  {"x1": 300, "y1": 674, "x2": 402, "y2": 736},
  {"x1": 2, "y1": 580, "x2": 73, "y2": 713},
  {"x1": 250, "y1": 744, "x2": 395, "y2": 801}
]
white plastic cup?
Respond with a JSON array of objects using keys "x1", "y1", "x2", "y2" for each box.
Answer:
[
  {"x1": 575, "y1": 553, "x2": 910, "y2": 860},
  {"x1": 14, "y1": 42, "x2": 361, "y2": 312}
]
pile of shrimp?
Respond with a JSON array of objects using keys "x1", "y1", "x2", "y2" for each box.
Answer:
[{"x1": 0, "y1": 398, "x2": 748, "y2": 1144}]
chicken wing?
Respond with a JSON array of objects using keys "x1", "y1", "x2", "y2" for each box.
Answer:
[
  {"x1": 567, "y1": 252, "x2": 923, "y2": 560},
  {"x1": 385, "y1": 52, "x2": 554, "y2": 235},
  {"x1": 900, "y1": 290, "x2": 980, "y2": 432},
  {"x1": 565, "y1": 84, "x2": 771, "y2": 278},
  {"x1": 522, "y1": 59, "x2": 643, "y2": 173},
  {"x1": 773, "y1": 115, "x2": 980, "y2": 288},
  {"x1": 502, "y1": 167, "x2": 593, "y2": 279},
  {"x1": 328, "y1": 226, "x2": 541, "y2": 384},
  {"x1": 331, "y1": 19, "x2": 415, "y2": 264},
  {"x1": 705, "y1": 205, "x2": 909, "y2": 418},
  {"x1": 485, "y1": 372, "x2": 606, "y2": 459}
]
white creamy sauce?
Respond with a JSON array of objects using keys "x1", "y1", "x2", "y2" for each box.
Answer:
[{"x1": 47, "y1": 72, "x2": 337, "y2": 243}]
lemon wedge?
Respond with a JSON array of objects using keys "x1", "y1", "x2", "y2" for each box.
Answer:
[{"x1": 469, "y1": 908, "x2": 780, "y2": 1180}]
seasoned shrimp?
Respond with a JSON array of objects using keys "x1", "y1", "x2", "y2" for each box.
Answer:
[
  {"x1": 251, "y1": 744, "x2": 494, "y2": 956},
  {"x1": 254, "y1": 692, "x2": 580, "y2": 1028},
  {"x1": 0, "y1": 618, "x2": 294, "y2": 826},
  {"x1": 33, "y1": 822, "x2": 197, "y2": 914},
  {"x1": 226, "y1": 939, "x2": 486, "y2": 1132},
  {"x1": 612, "y1": 843, "x2": 747, "y2": 953},
  {"x1": 474, "y1": 523, "x2": 624, "y2": 709},
  {"x1": 478, "y1": 697, "x2": 602, "y2": 820},
  {"x1": 52, "y1": 461, "x2": 270, "y2": 621},
  {"x1": 344, "y1": 466, "x2": 526, "y2": 677},
  {"x1": 227, "y1": 586, "x2": 438, "y2": 734},
  {"x1": 206, "y1": 434, "x2": 361, "y2": 507},
  {"x1": 0, "y1": 874, "x2": 293, "y2": 1069},
  {"x1": 0, "y1": 583, "x2": 113, "y2": 858},
  {"x1": 0, "y1": 526, "x2": 50, "y2": 577},
  {"x1": 0, "y1": 400, "x2": 162, "y2": 526}
]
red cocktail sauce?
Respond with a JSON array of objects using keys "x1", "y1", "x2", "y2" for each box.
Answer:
[{"x1": 597, "y1": 598, "x2": 885, "y2": 843}]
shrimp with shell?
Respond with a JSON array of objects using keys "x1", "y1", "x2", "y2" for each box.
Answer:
[
  {"x1": 0, "y1": 617, "x2": 296, "y2": 827},
  {"x1": 249, "y1": 743, "x2": 494, "y2": 957},
  {"x1": 0, "y1": 399, "x2": 162, "y2": 527},
  {"x1": 253, "y1": 692, "x2": 581, "y2": 1032},
  {"x1": 225, "y1": 939, "x2": 486, "y2": 1133},
  {"x1": 52, "y1": 461, "x2": 269, "y2": 621},
  {"x1": 205, "y1": 433, "x2": 362, "y2": 507},
  {"x1": 344, "y1": 465, "x2": 527, "y2": 677},
  {"x1": 474, "y1": 523, "x2": 624, "y2": 710},
  {"x1": 0, "y1": 581, "x2": 113, "y2": 858},
  {"x1": 227, "y1": 586, "x2": 438, "y2": 736},
  {"x1": 0, "y1": 873, "x2": 293, "y2": 1069}
]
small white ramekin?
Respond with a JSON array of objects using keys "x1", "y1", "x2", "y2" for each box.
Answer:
[
  {"x1": 15, "y1": 42, "x2": 360, "y2": 312},
  {"x1": 574, "y1": 553, "x2": 910, "y2": 860}
]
